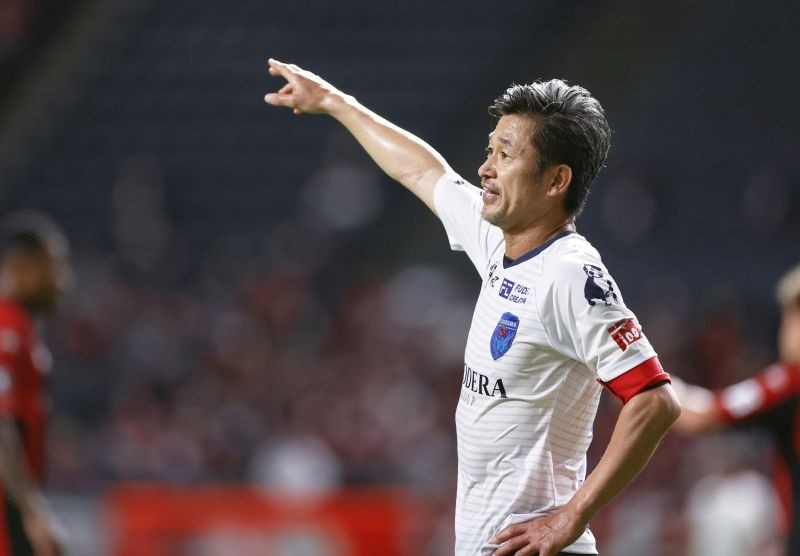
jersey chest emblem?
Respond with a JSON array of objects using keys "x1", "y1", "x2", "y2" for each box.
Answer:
[{"x1": 490, "y1": 312, "x2": 519, "y2": 360}]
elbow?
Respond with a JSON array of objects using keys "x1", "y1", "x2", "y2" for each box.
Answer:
[
  {"x1": 630, "y1": 383, "x2": 681, "y2": 431},
  {"x1": 666, "y1": 390, "x2": 682, "y2": 425},
  {"x1": 656, "y1": 384, "x2": 682, "y2": 429},
  {"x1": 396, "y1": 164, "x2": 446, "y2": 190}
]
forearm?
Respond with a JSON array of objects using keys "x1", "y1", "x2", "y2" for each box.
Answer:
[
  {"x1": 0, "y1": 420, "x2": 40, "y2": 515},
  {"x1": 565, "y1": 385, "x2": 680, "y2": 523},
  {"x1": 265, "y1": 60, "x2": 451, "y2": 211},
  {"x1": 327, "y1": 94, "x2": 449, "y2": 212}
]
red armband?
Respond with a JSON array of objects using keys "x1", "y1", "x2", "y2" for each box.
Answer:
[{"x1": 600, "y1": 357, "x2": 671, "y2": 404}]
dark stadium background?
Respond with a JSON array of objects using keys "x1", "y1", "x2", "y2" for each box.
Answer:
[{"x1": 1, "y1": 0, "x2": 798, "y2": 554}]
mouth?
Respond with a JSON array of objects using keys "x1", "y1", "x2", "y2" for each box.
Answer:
[{"x1": 482, "y1": 182, "x2": 500, "y2": 203}]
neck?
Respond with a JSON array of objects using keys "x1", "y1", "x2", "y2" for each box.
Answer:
[{"x1": 503, "y1": 218, "x2": 575, "y2": 260}]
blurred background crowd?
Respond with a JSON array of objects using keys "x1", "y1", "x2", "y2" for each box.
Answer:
[{"x1": 1, "y1": 0, "x2": 798, "y2": 554}]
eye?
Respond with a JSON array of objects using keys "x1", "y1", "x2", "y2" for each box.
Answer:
[
  {"x1": 485, "y1": 146, "x2": 493, "y2": 156},
  {"x1": 498, "y1": 151, "x2": 509, "y2": 160}
]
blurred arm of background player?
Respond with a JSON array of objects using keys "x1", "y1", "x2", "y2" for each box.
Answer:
[
  {"x1": 263, "y1": 58, "x2": 450, "y2": 213},
  {"x1": 0, "y1": 422, "x2": 61, "y2": 556},
  {"x1": 672, "y1": 265, "x2": 800, "y2": 434}
]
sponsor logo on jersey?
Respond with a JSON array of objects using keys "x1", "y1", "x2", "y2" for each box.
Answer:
[
  {"x1": 608, "y1": 318, "x2": 643, "y2": 351},
  {"x1": 490, "y1": 312, "x2": 519, "y2": 360},
  {"x1": 499, "y1": 278, "x2": 515, "y2": 298},
  {"x1": 461, "y1": 364, "x2": 508, "y2": 399},
  {"x1": 498, "y1": 279, "x2": 529, "y2": 304},
  {"x1": 583, "y1": 264, "x2": 619, "y2": 307}
]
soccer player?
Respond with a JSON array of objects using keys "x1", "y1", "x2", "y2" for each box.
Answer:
[
  {"x1": 0, "y1": 213, "x2": 70, "y2": 556},
  {"x1": 264, "y1": 59, "x2": 680, "y2": 555},
  {"x1": 672, "y1": 263, "x2": 800, "y2": 554}
]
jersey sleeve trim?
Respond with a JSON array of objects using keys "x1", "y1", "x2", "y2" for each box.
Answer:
[
  {"x1": 715, "y1": 363, "x2": 800, "y2": 424},
  {"x1": 599, "y1": 356, "x2": 671, "y2": 404}
]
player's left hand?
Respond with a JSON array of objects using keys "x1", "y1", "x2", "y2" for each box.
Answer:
[{"x1": 490, "y1": 508, "x2": 585, "y2": 556}]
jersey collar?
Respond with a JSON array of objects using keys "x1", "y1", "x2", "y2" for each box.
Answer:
[{"x1": 502, "y1": 230, "x2": 575, "y2": 269}]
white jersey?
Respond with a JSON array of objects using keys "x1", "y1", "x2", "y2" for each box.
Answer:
[{"x1": 434, "y1": 173, "x2": 659, "y2": 555}]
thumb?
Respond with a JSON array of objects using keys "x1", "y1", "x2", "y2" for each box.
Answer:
[{"x1": 264, "y1": 93, "x2": 293, "y2": 107}]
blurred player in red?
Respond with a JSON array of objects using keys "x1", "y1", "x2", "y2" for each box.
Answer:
[
  {"x1": 0, "y1": 212, "x2": 70, "y2": 556},
  {"x1": 673, "y1": 263, "x2": 800, "y2": 553}
]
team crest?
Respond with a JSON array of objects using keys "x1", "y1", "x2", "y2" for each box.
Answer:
[
  {"x1": 583, "y1": 264, "x2": 619, "y2": 307},
  {"x1": 490, "y1": 312, "x2": 519, "y2": 360}
]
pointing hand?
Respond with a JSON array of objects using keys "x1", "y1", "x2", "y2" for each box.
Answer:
[{"x1": 264, "y1": 58, "x2": 344, "y2": 116}]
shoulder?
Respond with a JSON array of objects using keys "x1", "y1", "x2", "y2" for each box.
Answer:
[
  {"x1": 542, "y1": 234, "x2": 606, "y2": 287},
  {"x1": 0, "y1": 298, "x2": 28, "y2": 324},
  {"x1": 0, "y1": 300, "x2": 32, "y2": 350},
  {"x1": 539, "y1": 234, "x2": 635, "y2": 315},
  {"x1": 546, "y1": 233, "x2": 601, "y2": 265}
]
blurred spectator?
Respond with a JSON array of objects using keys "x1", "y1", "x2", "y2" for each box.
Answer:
[
  {"x1": 250, "y1": 434, "x2": 342, "y2": 495},
  {"x1": 0, "y1": 1, "x2": 39, "y2": 57},
  {"x1": 684, "y1": 434, "x2": 780, "y2": 556}
]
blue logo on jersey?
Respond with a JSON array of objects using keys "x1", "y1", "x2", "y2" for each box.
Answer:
[
  {"x1": 490, "y1": 312, "x2": 519, "y2": 360},
  {"x1": 499, "y1": 278, "x2": 515, "y2": 299}
]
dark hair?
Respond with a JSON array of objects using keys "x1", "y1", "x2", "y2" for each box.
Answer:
[
  {"x1": 0, "y1": 211, "x2": 68, "y2": 263},
  {"x1": 489, "y1": 79, "x2": 611, "y2": 217}
]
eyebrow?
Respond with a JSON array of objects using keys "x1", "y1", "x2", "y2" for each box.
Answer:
[{"x1": 487, "y1": 132, "x2": 515, "y2": 149}]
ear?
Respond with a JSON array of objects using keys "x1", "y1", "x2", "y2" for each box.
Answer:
[{"x1": 545, "y1": 164, "x2": 572, "y2": 198}]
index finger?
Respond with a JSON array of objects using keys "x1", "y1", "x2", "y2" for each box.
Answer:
[
  {"x1": 267, "y1": 58, "x2": 297, "y2": 82},
  {"x1": 492, "y1": 523, "x2": 525, "y2": 543}
]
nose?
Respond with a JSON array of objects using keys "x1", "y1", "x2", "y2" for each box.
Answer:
[{"x1": 478, "y1": 155, "x2": 496, "y2": 180}]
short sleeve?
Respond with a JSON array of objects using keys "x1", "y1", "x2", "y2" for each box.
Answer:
[
  {"x1": 715, "y1": 363, "x2": 800, "y2": 425},
  {"x1": 547, "y1": 247, "x2": 660, "y2": 387},
  {"x1": 434, "y1": 173, "x2": 503, "y2": 275}
]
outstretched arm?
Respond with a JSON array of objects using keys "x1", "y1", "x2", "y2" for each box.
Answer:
[
  {"x1": 264, "y1": 59, "x2": 451, "y2": 213},
  {"x1": 669, "y1": 376, "x2": 725, "y2": 434},
  {"x1": 492, "y1": 384, "x2": 680, "y2": 556}
]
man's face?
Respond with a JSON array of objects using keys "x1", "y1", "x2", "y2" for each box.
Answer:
[
  {"x1": 779, "y1": 303, "x2": 800, "y2": 364},
  {"x1": 13, "y1": 242, "x2": 72, "y2": 314},
  {"x1": 478, "y1": 114, "x2": 551, "y2": 233}
]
